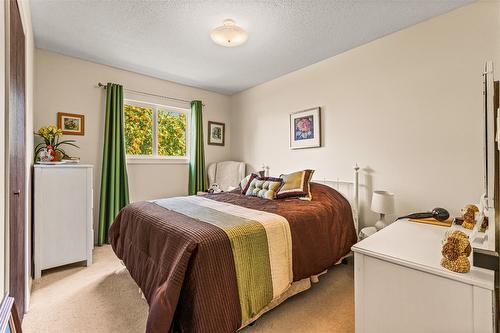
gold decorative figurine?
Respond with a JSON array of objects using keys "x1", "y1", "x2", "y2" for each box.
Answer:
[
  {"x1": 461, "y1": 204, "x2": 479, "y2": 230},
  {"x1": 440, "y1": 230, "x2": 471, "y2": 273}
]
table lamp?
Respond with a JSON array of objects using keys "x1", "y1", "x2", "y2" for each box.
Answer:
[{"x1": 371, "y1": 190, "x2": 395, "y2": 230}]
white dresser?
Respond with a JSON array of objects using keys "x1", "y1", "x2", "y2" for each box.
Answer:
[
  {"x1": 352, "y1": 220, "x2": 495, "y2": 333},
  {"x1": 34, "y1": 164, "x2": 94, "y2": 279}
]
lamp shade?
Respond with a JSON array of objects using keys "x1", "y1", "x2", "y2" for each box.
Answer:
[{"x1": 371, "y1": 190, "x2": 395, "y2": 214}]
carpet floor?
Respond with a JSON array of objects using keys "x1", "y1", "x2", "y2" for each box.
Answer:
[{"x1": 23, "y1": 245, "x2": 354, "y2": 333}]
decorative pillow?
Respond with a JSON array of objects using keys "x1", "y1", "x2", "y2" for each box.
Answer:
[
  {"x1": 239, "y1": 171, "x2": 265, "y2": 194},
  {"x1": 244, "y1": 176, "x2": 283, "y2": 200},
  {"x1": 276, "y1": 169, "x2": 315, "y2": 200}
]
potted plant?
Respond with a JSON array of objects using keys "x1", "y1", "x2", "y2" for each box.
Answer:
[{"x1": 34, "y1": 125, "x2": 79, "y2": 162}]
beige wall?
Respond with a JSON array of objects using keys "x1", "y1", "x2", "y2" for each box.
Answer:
[
  {"x1": 34, "y1": 49, "x2": 232, "y2": 239},
  {"x1": 230, "y1": 2, "x2": 500, "y2": 227}
]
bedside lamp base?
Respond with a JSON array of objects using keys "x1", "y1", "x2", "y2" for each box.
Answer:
[{"x1": 374, "y1": 220, "x2": 386, "y2": 230}]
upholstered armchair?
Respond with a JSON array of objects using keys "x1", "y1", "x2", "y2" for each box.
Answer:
[{"x1": 207, "y1": 161, "x2": 246, "y2": 191}]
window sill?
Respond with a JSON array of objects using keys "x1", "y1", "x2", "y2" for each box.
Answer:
[{"x1": 126, "y1": 157, "x2": 189, "y2": 165}]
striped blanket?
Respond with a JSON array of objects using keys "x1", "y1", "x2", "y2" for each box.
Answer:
[
  {"x1": 155, "y1": 196, "x2": 293, "y2": 325},
  {"x1": 109, "y1": 183, "x2": 357, "y2": 333}
]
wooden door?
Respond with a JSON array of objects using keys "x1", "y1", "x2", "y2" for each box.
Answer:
[{"x1": 9, "y1": 0, "x2": 26, "y2": 319}]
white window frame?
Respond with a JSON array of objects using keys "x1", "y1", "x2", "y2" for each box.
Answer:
[{"x1": 124, "y1": 99, "x2": 190, "y2": 164}]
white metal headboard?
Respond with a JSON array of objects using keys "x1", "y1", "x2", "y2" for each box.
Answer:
[{"x1": 312, "y1": 164, "x2": 360, "y2": 234}]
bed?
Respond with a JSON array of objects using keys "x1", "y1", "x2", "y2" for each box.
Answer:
[{"x1": 109, "y1": 171, "x2": 359, "y2": 333}]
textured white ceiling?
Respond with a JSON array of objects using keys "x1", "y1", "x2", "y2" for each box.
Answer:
[{"x1": 30, "y1": 0, "x2": 471, "y2": 95}]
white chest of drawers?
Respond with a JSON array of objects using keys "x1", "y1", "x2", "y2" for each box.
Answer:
[
  {"x1": 352, "y1": 220, "x2": 495, "y2": 333},
  {"x1": 34, "y1": 165, "x2": 94, "y2": 279}
]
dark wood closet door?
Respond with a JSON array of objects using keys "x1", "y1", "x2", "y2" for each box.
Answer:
[{"x1": 9, "y1": 0, "x2": 26, "y2": 319}]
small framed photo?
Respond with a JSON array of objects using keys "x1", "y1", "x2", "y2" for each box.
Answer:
[
  {"x1": 290, "y1": 107, "x2": 321, "y2": 149},
  {"x1": 208, "y1": 121, "x2": 225, "y2": 146},
  {"x1": 0, "y1": 296, "x2": 22, "y2": 333},
  {"x1": 57, "y1": 112, "x2": 85, "y2": 136}
]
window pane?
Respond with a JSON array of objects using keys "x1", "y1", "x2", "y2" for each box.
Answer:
[
  {"x1": 157, "y1": 109, "x2": 187, "y2": 157},
  {"x1": 124, "y1": 104, "x2": 153, "y2": 155}
]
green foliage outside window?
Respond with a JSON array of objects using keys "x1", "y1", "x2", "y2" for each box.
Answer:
[
  {"x1": 158, "y1": 109, "x2": 186, "y2": 156},
  {"x1": 124, "y1": 103, "x2": 187, "y2": 157},
  {"x1": 124, "y1": 104, "x2": 153, "y2": 155}
]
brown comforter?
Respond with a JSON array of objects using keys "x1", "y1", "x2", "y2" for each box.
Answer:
[{"x1": 109, "y1": 183, "x2": 357, "y2": 333}]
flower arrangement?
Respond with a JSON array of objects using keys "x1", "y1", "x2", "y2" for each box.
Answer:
[{"x1": 34, "y1": 125, "x2": 79, "y2": 162}]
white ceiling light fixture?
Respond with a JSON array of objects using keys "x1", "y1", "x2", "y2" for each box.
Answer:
[{"x1": 211, "y1": 19, "x2": 248, "y2": 47}]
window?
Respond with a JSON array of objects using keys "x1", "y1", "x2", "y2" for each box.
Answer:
[{"x1": 124, "y1": 100, "x2": 189, "y2": 160}]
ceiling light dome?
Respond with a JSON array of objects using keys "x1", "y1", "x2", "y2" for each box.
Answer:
[{"x1": 211, "y1": 19, "x2": 248, "y2": 47}]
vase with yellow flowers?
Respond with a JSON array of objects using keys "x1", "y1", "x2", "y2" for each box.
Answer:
[{"x1": 34, "y1": 125, "x2": 79, "y2": 162}]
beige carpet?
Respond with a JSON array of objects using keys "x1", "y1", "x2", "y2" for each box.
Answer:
[{"x1": 23, "y1": 245, "x2": 354, "y2": 333}]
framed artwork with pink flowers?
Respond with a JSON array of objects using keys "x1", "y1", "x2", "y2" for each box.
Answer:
[{"x1": 289, "y1": 107, "x2": 321, "y2": 149}]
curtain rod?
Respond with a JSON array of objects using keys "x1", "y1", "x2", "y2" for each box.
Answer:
[{"x1": 97, "y1": 82, "x2": 205, "y2": 107}]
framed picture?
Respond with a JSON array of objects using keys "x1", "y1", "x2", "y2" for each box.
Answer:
[
  {"x1": 208, "y1": 121, "x2": 225, "y2": 146},
  {"x1": 0, "y1": 296, "x2": 22, "y2": 333},
  {"x1": 289, "y1": 107, "x2": 321, "y2": 149},
  {"x1": 57, "y1": 112, "x2": 85, "y2": 136}
]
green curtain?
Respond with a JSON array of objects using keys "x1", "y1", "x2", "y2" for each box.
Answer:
[
  {"x1": 98, "y1": 83, "x2": 130, "y2": 245},
  {"x1": 188, "y1": 100, "x2": 207, "y2": 195}
]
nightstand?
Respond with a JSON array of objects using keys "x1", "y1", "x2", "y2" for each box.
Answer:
[{"x1": 352, "y1": 219, "x2": 495, "y2": 333}]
